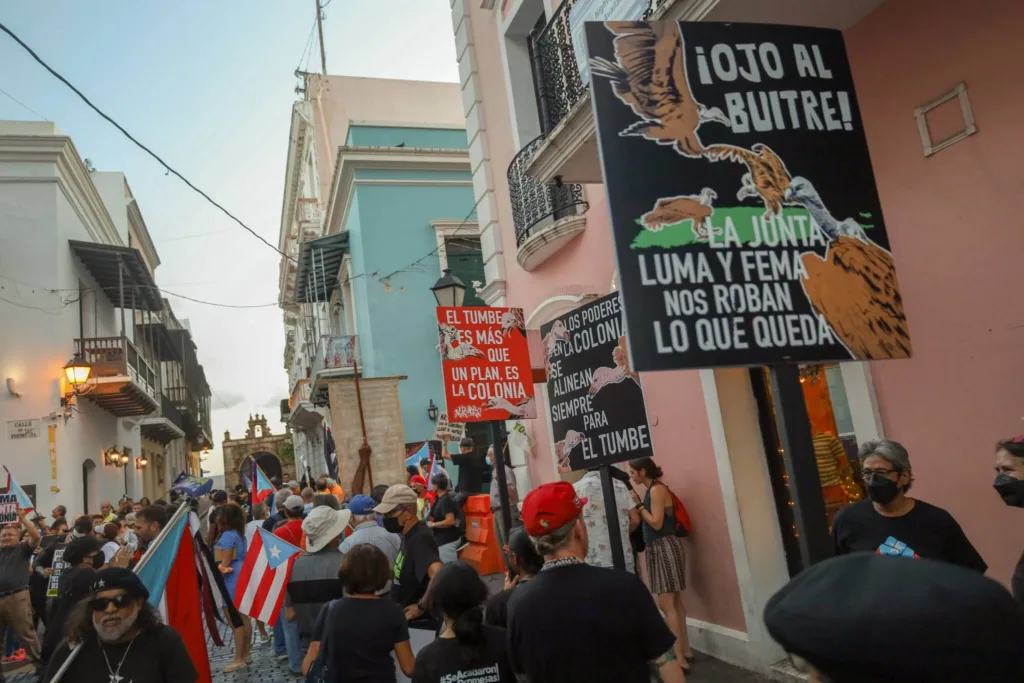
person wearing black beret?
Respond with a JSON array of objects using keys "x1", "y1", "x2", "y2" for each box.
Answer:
[
  {"x1": 763, "y1": 553, "x2": 1024, "y2": 682},
  {"x1": 42, "y1": 568, "x2": 198, "y2": 683}
]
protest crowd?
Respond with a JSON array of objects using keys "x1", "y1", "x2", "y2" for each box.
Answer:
[{"x1": 1, "y1": 435, "x2": 1024, "y2": 683}]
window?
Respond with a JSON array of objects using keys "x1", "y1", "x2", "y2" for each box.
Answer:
[{"x1": 444, "y1": 237, "x2": 486, "y2": 307}]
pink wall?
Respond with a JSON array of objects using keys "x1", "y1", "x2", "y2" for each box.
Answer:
[
  {"x1": 846, "y1": 0, "x2": 1024, "y2": 585},
  {"x1": 469, "y1": 1, "x2": 746, "y2": 630}
]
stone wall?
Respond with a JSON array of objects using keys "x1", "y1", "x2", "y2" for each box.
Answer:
[
  {"x1": 222, "y1": 433, "x2": 294, "y2": 491},
  {"x1": 328, "y1": 376, "x2": 406, "y2": 496}
]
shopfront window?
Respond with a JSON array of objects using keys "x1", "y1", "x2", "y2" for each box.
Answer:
[{"x1": 752, "y1": 363, "x2": 869, "y2": 576}]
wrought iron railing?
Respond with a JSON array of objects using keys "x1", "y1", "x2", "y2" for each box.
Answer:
[
  {"x1": 532, "y1": 0, "x2": 587, "y2": 134},
  {"x1": 508, "y1": 135, "x2": 588, "y2": 246},
  {"x1": 75, "y1": 336, "x2": 160, "y2": 402},
  {"x1": 312, "y1": 335, "x2": 358, "y2": 379}
]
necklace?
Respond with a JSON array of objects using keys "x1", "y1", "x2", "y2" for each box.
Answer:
[
  {"x1": 98, "y1": 632, "x2": 138, "y2": 683},
  {"x1": 541, "y1": 556, "x2": 586, "y2": 571}
]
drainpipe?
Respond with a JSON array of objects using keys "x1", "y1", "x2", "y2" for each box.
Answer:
[{"x1": 528, "y1": 27, "x2": 553, "y2": 135}]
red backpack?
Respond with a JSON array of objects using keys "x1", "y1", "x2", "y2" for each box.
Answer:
[{"x1": 653, "y1": 481, "x2": 693, "y2": 537}]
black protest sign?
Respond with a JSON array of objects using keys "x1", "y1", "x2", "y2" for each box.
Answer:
[
  {"x1": 47, "y1": 548, "x2": 67, "y2": 598},
  {"x1": 542, "y1": 293, "x2": 654, "y2": 472},
  {"x1": 587, "y1": 21, "x2": 912, "y2": 372}
]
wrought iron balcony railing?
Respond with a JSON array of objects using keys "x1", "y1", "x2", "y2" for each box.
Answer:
[
  {"x1": 532, "y1": 0, "x2": 588, "y2": 135},
  {"x1": 508, "y1": 135, "x2": 588, "y2": 246}
]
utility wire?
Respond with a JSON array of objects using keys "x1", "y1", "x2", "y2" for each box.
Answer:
[
  {"x1": 0, "y1": 21, "x2": 296, "y2": 264},
  {"x1": 0, "y1": 84, "x2": 48, "y2": 121}
]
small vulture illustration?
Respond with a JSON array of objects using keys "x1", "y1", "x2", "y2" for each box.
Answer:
[
  {"x1": 640, "y1": 188, "x2": 718, "y2": 239},
  {"x1": 591, "y1": 21, "x2": 729, "y2": 157},
  {"x1": 437, "y1": 324, "x2": 484, "y2": 362},
  {"x1": 554, "y1": 430, "x2": 586, "y2": 472},
  {"x1": 703, "y1": 142, "x2": 793, "y2": 217}
]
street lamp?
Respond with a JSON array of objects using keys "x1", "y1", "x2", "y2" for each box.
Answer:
[
  {"x1": 427, "y1": 399, "x2": 439, "y2": 422},
  {"x1": 63, "y1": 354, "x2": 92, "y2": 387},
  {"x1": 430, "y1": 269, "x2": 467, "y2": 308}
]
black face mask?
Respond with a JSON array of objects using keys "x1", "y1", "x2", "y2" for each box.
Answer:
[
  {"x1": 382, "y1": 515, "x2": 403, "y2": 534},
  {"x1": 994, "y1": 474, "x2": 1024, "y2": 507},
  {"x1": 866, "y1": 476, "x2": 901, "y2": 505}
]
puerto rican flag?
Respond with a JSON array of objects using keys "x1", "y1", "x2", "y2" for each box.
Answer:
[
  {"x1": 250, "y1": 461, "x2": 275, "y2": 505},
  {"x1": 136, "y1": 508, "x2": 213, "y2": 683},
  {"x1": 234, "y1": 527, "x2": 301, "y2": 626}
]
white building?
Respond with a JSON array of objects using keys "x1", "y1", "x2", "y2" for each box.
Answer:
[{"x1": 0, "y1": 121, "x2": 212, "y2": 518}]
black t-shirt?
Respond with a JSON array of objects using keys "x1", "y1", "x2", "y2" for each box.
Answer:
[
  {"x1": 451, "y1": 451, "x2": 482, "y2": 494},
  {"x1": 484, "y1": 581, "x2": 530, "y2": 629},
  {"x1": 391, "y1": 522, "x2": 441, "y2": 608},
  {"x1": 1012, "y1": 551, "x2": 1024, "y2": 608},
  {"x1": 832, "y1": 499, "x2": 988, "y2": 572},
  {"x1": 43, "y1": 624, "x2": 199, "y2": 683},
  {"x1": 430, "y1": 494, "x2": 461, "y2": 546},
  {"x1": 507, "y1": 563, "x2": 675, "y2": 682},
  {"x1": 322, "y1": 597, "x2": 410, "y2": 683},
  {"x1": 412, "y1": 626, "x2": 514, "y2": 683}
]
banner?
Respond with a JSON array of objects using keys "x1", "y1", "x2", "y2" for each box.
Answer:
[
  {"x1": 171, "y1": 473, "x2": 213, "y2": 498},
  {"x1": 587, "y1": 21, "x2": 911, "y2": 372},
  {"x1": 542, "y1": 293, "x2": 654, "y2": 472},
  {"x1": 436, "y1": 307, "x2": 536, "y2": 422},
  {"x1": 47, "y1": 548, "x2": 67, "y2": 598},
  {"x1": 0, "y1": 493, "x2": 17, "y2": 524},
  {"x1": 48, "y1": 424, "x2": 57, "y2": 486}
]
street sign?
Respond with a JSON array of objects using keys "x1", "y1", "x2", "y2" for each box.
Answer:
[
  {"x1": 542, "y1": 293, "x2": 654, "y2": 472},
  {"x1": 587, "y1": 21, "x2": 911, "y2": 372},
  {"x1": 436, "y1": 307, "x2": 536, "y2": 422},
  {"x1": 7, "y1": 419, "x2": 41, "y2": 440}
]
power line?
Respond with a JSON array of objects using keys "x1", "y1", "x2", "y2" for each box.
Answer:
[
  {"x1": 0, "y1": 21, "x2": 297, "y2": 265},
  {"x1": 0, "y1": 84, "x2": 48, "y2": 121}
]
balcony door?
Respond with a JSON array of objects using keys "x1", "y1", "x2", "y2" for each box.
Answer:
[{"x1": 445, "y1": 237, "x2": 487, "y2": 307}]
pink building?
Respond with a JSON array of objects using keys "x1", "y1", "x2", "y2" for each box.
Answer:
[{"x1": 448, "y1": 0, "x2": 1023, "y2": 676}]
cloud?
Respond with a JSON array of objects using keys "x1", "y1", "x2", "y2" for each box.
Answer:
[
  {"x1": 261, "y1": 395, "x2": 286, "y2": 409},
  {"x1": 213, "y1": 391, "x2": 247, "y2": 410}
]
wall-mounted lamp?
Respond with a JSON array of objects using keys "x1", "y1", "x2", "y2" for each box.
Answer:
[
  {"x1": 136, "y1": 455, "x2": 148, "y2": 470},
  {"x1": 104, "y1": 446, "x2": 124, "y2": 467},
  {"x1": 427, "y1": 399, "x2": 439, "y2": 422},
  {"x1": 60, "y1": 353, "x2": 94, "y2": 422}
]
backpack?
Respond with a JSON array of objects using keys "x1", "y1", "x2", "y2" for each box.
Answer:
[{"x1": 653, "y1": 481, "x2": 693, "y2": 538}]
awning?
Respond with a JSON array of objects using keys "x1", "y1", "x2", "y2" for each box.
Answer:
[
  {"x1": 295, "y1": 231, "x2": 349, "y2": 303},
  {"x1": 69, "y1": 241, "x2": 163, "y2": 311}
]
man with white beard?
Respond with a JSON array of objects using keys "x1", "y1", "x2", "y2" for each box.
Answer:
[{"x1": 41, "y1": 568, "x2": 198, "y2": 683}]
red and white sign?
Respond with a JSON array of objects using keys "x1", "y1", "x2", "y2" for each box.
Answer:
[{"x1": 436, "y1": 306, "x2": 536, "y2": 423}]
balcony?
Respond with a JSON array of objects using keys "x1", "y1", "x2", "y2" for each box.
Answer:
[
  {"x1": 309, "y1": 335, "x2": 357, "y2": 407},
  {"x1": 75, "y1": 336, "x2": 160, "y2": 417},
  {"x1": 166, "y1": 385, "x2": 209, "y2": 446},
  {"x1": 140, "y1": 393, "x2": 185, "y2": 444},
  {"x1": 522, "y1": 0, "x2": 602, "y2": 185},
  {"x1": 508, "y1": 135, "x2": 588, "y2": 271}
]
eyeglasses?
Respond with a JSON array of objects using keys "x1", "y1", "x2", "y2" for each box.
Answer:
[
  {"x1": 89, "y1": 594, "x2": 133, "y2": 612},
  {"x1": 861, "y1": 468, "x2": 899, "y2": 479}
]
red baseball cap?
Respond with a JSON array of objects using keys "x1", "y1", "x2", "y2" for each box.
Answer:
[{"x1": 522, "y1": 481, "x2": 587, "y2": 537}]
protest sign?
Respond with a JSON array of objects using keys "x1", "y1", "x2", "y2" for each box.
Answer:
[
  {"x1": 47, "y1": 548, "x2": 67, "y2": 598},
  {"x1": 437, "y1": 307, "x2": 535, "y2": 422},
  {"x1": 542, "y1": 293, "x2": 654, "y2": 472},
  {"x1": 587, "y1": 21, "x2": 911, "y2": 371}
]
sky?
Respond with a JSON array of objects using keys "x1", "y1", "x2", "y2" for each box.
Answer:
[{"x1": 0, "y1": 0, "x2": 460, "y2": 476}]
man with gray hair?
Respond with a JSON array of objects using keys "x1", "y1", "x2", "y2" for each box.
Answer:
[
  {"x1": 506, "y1": 482, "x2": 685, "y2": 683},
  {"x1": 340, "y1": 495, "x2": 401, "y2": 595},
  {"x1": 832, "y1": 438, "x2": 986, "y2": 572}
]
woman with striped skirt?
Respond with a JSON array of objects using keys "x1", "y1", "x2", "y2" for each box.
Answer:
[{"x1": 628, "y1": 457, "x2": 692, "y2": 671}]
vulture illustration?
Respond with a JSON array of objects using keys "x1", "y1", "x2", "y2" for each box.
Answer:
[
  {"x1": 640, "y1": 187, "x2": 719, "y2": 239},
  {"x1": 542, "y1": 320, "x2": 571, "y2": 378},
  {"x1": 703, "y1": 143, "x2": 792, "y2": 217},
  {"x1": 554, "y1": 430, "x2": 586, "y2": 473},
  {"x1": 781, "y1": 178, "x2": 910, "y2": 359},
  {"x1": 499, "y1": 309, "x2": 526, "y2": 337},
  {"x1": 589, "y1": 336, "x2": 640, "y2": 397},
  {"x1": 591, "y1": 21, "x2": 729, "y2": 157},
  {"x1": 783, "y1": 177, "x2": 869, "y2": 242},
  {"x1": 484, "y1": 395, "x2": 537, "y2": 419},
  {"x1": 437, "y1": 324, "x2": 484, "y2": 362}
]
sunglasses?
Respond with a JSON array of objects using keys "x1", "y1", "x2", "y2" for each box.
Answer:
[{"x1": 89, "y1": 594, "x2": 134, "y2": 612}]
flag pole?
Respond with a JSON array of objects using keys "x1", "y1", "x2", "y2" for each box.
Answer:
[{"x1": 49, "y1": 499, "x2": 192, "y2": 683}]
